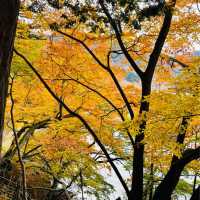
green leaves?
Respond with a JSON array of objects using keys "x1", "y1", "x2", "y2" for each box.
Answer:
[{"x1": 175, "y1": 179, "x2": 193, "y2": 195}]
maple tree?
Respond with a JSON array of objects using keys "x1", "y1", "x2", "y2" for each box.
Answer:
[
  {"x1": 0, "y1": 0, "x2": 200, "y2": 200},
  {"x1": 2, "y1": 37, "x2": 116, "y2": 199}
]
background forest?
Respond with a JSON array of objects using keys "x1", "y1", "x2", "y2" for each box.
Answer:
[{"x1": 0, "y1": 0, "x2": 200, "y2": 200}]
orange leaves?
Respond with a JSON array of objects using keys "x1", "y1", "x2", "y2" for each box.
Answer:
[
  {"x1": 154, "y1": 65, "x2": 172, "y2": 85},
  {"x1": 11, "y1": 3, "x2": 200, "y2": 188},
  {"x1": 176, "y1": 0, "x2": 197, "y2": 8},
  {"x1": 35, "y1": 125, "x2": 90, "y2": 160}
]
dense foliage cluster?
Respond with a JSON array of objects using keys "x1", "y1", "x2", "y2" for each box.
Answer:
[{"x1": 0, "y1": 0, "x2": 199, "y2": 200}]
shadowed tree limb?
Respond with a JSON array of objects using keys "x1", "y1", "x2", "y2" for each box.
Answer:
[
  {"x1": 190, "y1": 185, "x2": 200, "y2": 200},
  {"x1": 145, "y1": 3, "x2": 176, "y2": 79},
  {"x1": 171, "y1": 117, "x2": 189, "y2": 164},
  {"x1": 131, "y1": 2, "x2": 177, "y2": 199},
  {"x1": 55, "y1": 30, "x2": 108, "y2": 70},
  {"x1": 153, "y1": 147, "x2": 200, "y2": 200},
  {"x1": 4, "y1": 119, "x2": 50, "y2": 160},
  {"x1": 0, "y1": 0, "x2": 20, "y2": 158},
  {"x1": 169, "y1": 57, "x2": 189, "y2": 68},
  {"x1": 65, "y1": 76, "x2": 124, "y2": 119},
  {"x1": 153, "y1": 116, "x2": 198, "y2": 200}
]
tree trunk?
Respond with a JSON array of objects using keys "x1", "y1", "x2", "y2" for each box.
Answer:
[
  {"x1": 148, "y1": 164, "x2": 154, "y2": 200},
  {"x1": 0, "y1": 0, "x2": 20, "y2": 158},
  {"x1": 131, "y1": 79, "x2": 151, "y2": 200},
  {"x1": 152, "y1": 116, "x2": 191, "y2": 200},
  {"x1": 190, "y1": 186, "x2": 200, "y2": 200},
  {"x1": 152, "y1": 164, "x2": 184, "y2": 200}
]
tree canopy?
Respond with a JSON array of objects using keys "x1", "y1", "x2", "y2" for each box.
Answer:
[{"x1": 0, "y1": 0, "x2": 199, "y2": 200}]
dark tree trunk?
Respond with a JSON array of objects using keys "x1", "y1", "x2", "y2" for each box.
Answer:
[
  {"x1": 130, "y1": 78, "x2": 152, "y2": 200},
  {"x1": 0, "y1": 0, "x2": 20, "y2": 157},
  {"x1": 152, "y1": 164, "x2": 184, "y2": 200},
  {"x1": 152, "y1": 117, "x2": 190, "y2": 200},
  {"x1": 190, "y1": 186, "x2": 200, "y2": 200},
  {"x1": 148, "y1": 164, "x2": 154, "y2": 200},
  {"x1": 152, "y1": 146, "x2": 200, "y2": 200},
  {"x1": 129, "y1": 4, "x2": 175, "y2": 199}
]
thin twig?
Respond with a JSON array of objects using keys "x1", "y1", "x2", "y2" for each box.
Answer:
[{"x1": 10, "y1": 75, "x2": 27, "y2": 200}]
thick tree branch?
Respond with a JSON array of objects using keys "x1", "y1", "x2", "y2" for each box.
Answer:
[
  {"x1": 171, "y1": 116, "x2": 189, "y2": 164},
  {"x1": 0, "y1": 0, "x2": 20, "y2": 158},
  {"x1": 178, "y1": 147, "x2": 200, "y2": 166},
  {"x1": 153, "y1": 115, "x2": 192, "y2": 200},
  {"x1": 153, "y1": 146, "x2": 200, "y2": 200},
  {"x1": 145, "y1": 4, "x2": 175, "y2": 79},
  {"x1": 153, "y1": 143, "x2": 199, "y2": 200},
  {"x1": 99, "y1": 0, "x2": 143, "y2": 78}
]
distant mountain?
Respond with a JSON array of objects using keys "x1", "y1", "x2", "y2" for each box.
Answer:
[
  {"x1": 126, "y1": 72, "x2": 140, "y2": 83},
  {"x1": 193, "y1": 50, "x2": 200, "y2": 56}
]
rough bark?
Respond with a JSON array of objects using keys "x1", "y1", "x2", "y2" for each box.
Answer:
[{"x1": 0, "y1": 0, "x2": 20, "y2": 157}]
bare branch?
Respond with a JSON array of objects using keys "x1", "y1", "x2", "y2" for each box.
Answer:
[
  {"x1": 145, "y1": 5, "x2": 175, "y2": 79},
  {"x1": 169, "y1": 57, "x2": 189, "y2": 68},
  {"x1": 179, "y1": 147, "x2": 200, "y2": 166}
]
